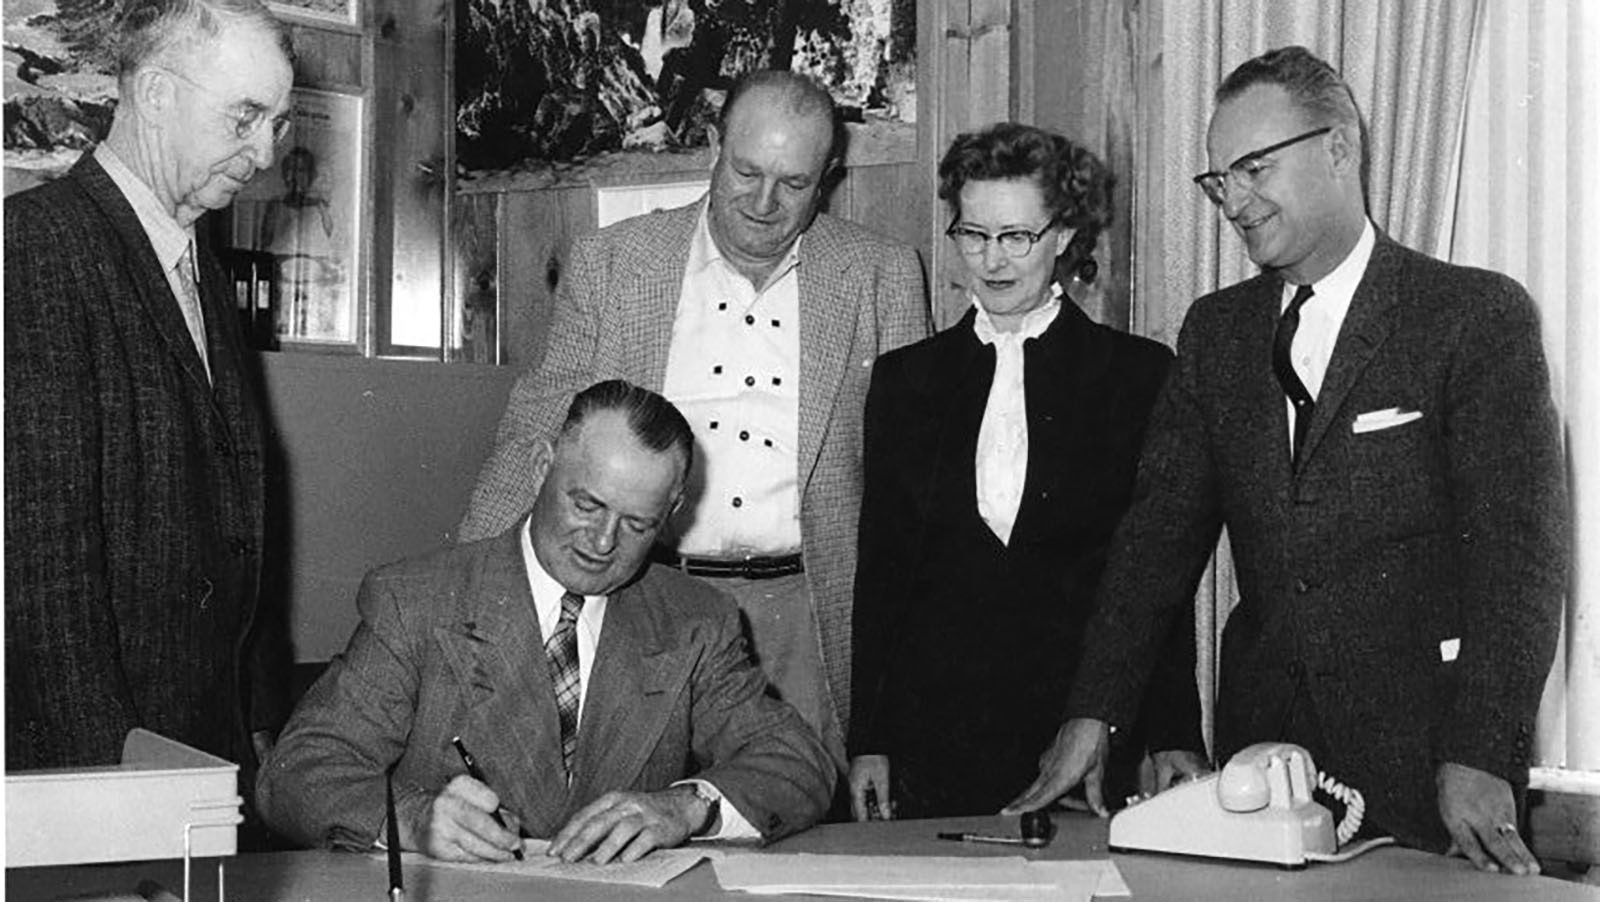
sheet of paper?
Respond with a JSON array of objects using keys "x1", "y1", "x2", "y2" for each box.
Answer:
[
  {"x1": 393, "y1": 838, "x2": 718, "y2": 888},
  {"x1": 713, "y1": 854, "x2": 1125, "y2": 901}
]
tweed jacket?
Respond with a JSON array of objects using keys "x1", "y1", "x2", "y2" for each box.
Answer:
[
  {"x1": 257, "y1": 527, "x2": 836, "y2": 849},
  {"x1": 4, "y1": 152, "x2": 282, "y2": 769},
  {"x1": 457, "y1": 201, "x2": 930, "y2": 728},
  {"x1": 1066, "y1": 236, "x2": 1567, "y2": 850}
]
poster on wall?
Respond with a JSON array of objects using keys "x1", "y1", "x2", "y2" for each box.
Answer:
[
  {"x1": 455, "y1": 0, "x2": 916, "y2": 174},
  {"x1": 230, "y1": 87, "x2": 364, "y2": 346}
]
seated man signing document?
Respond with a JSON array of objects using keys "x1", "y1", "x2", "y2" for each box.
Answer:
[{"x1": 258, "y1": 381, "x2": 835, "y2": 862}]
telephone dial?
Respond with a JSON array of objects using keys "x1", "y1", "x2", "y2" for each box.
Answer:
[{"x1": 1107, "y1": 742, "x2": 1394, "y2": 867}]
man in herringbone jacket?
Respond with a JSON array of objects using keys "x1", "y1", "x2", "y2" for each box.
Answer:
[
  {"x1": 459, "y1": 71, "x2": 928, "y2": 773},
  {"x1": 4, "y1": 0, "x2": 295, "y2": 801}
]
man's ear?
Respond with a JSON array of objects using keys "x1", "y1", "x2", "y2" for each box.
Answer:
[
  {"x1": 706, "y1": 124, "x2": 722, "y2": 171},
  {"x1": 130, "y1": 66, "x2": 178, "y2": 118},
  {"x1": 529, "y1": 439, "x2": 555, "y2": 493},
  {"x1": 1327, "y1": 124, "x2": 1360, "y2": 178}
]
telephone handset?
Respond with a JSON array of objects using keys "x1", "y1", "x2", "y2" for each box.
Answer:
[{"x1": 1107, "y1": 742, "x2": 1395, "y2": 868}]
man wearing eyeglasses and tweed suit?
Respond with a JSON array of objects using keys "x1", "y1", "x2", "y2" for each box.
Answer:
[
  {"x1": 1005, "y1": 46, "x2": 1566, "y2": 877},
  {"x1": 4, "y1": 0, "x2": 295, "y2": 802}
]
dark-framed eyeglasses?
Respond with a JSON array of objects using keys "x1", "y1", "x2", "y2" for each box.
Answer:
[
  {"x1": 159, "y1": 67, "x2": 292, "y2": 145},
  {"x1": 1192, "y1": 126, "x2": 1333, "y2": 207},
  {"x1": 946, "y1": 220, "x2": 1057, "y2": 258}
]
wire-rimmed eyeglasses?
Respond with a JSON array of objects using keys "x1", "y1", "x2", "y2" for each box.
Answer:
[
  {"x1": 946, "y1": 220, "x2": 1057, "y2": 258},
  {"x1": 1192, "y1": 126, "x2": 1332, "y2": 207},
  {"x1": 159, "y1": 66, "x2": 292, "y2": 145}
]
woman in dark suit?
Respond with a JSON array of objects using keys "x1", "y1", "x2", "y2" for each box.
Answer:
[{"x1": 847, "y1": 123, "x2": 1207, "y2": 819}]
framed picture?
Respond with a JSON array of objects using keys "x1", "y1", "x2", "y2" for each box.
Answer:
[
  {"x1": 266, "y1": 0, "x2": 359, "y2": 29},
  {"x1": 229, "y1": 88, "x2": 365, "y2": 346}
]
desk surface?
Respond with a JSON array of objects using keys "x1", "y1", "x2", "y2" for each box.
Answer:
[{"x1": 10, "y1": 813, "x2": 1598, "y2": 901}]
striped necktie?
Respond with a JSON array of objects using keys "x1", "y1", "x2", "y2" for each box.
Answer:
[
  {"x1": 174, "y1": 243, "x2": 212, "y2": 382},
  {"x1": 1274, "y1": 284, "x2": 1315, "y2": 467},
  {"x1": 546, "y1": 591, "x2": 584, "y2": 776}
]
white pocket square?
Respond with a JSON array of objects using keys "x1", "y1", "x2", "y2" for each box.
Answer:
[{"x1": 1352, "y1": 407, "x2": 1423, "y2": 434}]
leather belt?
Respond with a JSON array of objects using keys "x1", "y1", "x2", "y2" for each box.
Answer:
[{"x1": 652, "y1": 548, "x2": 804, "y2": 580}]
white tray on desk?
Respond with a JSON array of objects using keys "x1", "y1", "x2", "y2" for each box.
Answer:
[{"x1": 6, "y1": 728, "x2": 242, "y2": 867}]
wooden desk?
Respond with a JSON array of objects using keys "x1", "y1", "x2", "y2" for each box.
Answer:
[{"x1": 10, "y1": 813, "x2": 1598, "y2": 901}]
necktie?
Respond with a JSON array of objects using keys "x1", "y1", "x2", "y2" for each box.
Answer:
[
  {"x1": 545, "y1": 591, "x2": 584, "y2": 776},
  {"x1": 174, "y1": 243, "x2": 212, "y2": 382},
  {"x1": 1274, "y1": 284, "x2": 1315, "y2": 467},
  {"x1": 974, "y1": 331, "x2": 1029, "y2": 546}
]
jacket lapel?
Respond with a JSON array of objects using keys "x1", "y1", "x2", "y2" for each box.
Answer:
[
  {"x1": 73, "y1": 153, "x2": 217, "y2": 398},
  {"x1": 634, "y1": 203, "x2": 701, "y2": 390},
  {"x1": 1240, "y1": 279, "x2": 1297, "y2": 488},
  {"x1": 568, "y1": 576, "x2": 692, "y2": 805},
  {"x1": 796, "y1": 216, "x2": 859, "y2": 490},
  {"x1": 1297, "y1": 237, "x2": 1403, "y2": 469},
  {"x1": 432, "y1": 530, "x2": 570, "y2": 832},
  {"x1": 1010, "y1": 304, "x2": 1092, "y2": 544}
]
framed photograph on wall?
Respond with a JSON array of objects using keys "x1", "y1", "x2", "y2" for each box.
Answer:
[
  {"x1": 266, "y1": 0, "x2": 359, "y2": 29},
  {"x1": 230, "y1": 87, "x2": 364, "y2": 346}
]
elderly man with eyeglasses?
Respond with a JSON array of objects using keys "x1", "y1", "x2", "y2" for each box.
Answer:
[
  {"x1": 4, "y1": 0, "x2": 295, "y2": 835},
  {"x1": 1005, "y1": 46, "x2": 1566, "y2": 878}
]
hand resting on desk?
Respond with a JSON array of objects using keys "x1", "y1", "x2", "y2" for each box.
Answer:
[{"x1": 548, "y1": 787, "x2": 714, "y2": 865}]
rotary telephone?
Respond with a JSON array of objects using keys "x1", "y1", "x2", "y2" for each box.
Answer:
[{"x1": 1107, "y1": 742, "x2": 1394, "y2": 867}]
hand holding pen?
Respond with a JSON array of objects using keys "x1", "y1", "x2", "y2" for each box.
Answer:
[{"x1": 384, "y1": 736, "x2": 525, "y2": 863}]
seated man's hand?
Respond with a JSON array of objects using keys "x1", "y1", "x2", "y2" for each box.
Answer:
[
  {"x1": 848, "y1": 755, "x2": 893, "y2": 821},
  {"x1": 1142, "y1": 749, "x2": 1211, "y2": 798},
  {"x1": 548, "y1": 787, "x2": 711, "y2": 865},
  {"x1": 1003, "y1": 718, "x2": 1111, "y2": 816},
  {"x1": 1437, "y1": 761, "x2": 1540, "y2": 877},
  {"x1": 400, "y1": 774, "x2": 523, "y2": 862}
]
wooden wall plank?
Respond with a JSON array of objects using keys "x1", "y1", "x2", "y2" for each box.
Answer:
[
  {"x1": 450, "y1": 192, "x2": 500, "y2": 363},
  {"x1": 497, "y1": 187, "x2": 595, "y2": 369}
]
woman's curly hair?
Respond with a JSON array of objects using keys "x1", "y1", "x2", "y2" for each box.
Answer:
[{"x1": 937, "y1": 122, "x2": 1114, "y2": 234}]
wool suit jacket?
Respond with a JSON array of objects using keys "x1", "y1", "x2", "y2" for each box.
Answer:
[
  {"x1": 257, "y1": 527, "x2": 836, "y2": 849},
  {"x1": 457, "y1": 201, "x2": 930, "y2": 728},
  {"x1": 4, "y1": 152, "x2": 285, "y2": 770},
  {"x1": 1066, "y1": 235, "x2": 1567, "y2": 850},
  {"x1": 850, "y1": 302, "x2": 1203, "y2": 812}
]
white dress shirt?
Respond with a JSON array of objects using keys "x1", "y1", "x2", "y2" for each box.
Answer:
[
  {"x1": 517, "y1": 519, "x2": 758, "y2": 839},
  {"x1": 660, "y1": 203, "x2": 802, "y2": 557},
  {"x1": 972, "y1": 285, "x2": 1063, "y2": 546},
  {"x1": 95, "y1": 144, "x2": 212, "y2": 379},
  {"x1": 1281, "y1": 220, "x2": 1376, "y2": 446}
]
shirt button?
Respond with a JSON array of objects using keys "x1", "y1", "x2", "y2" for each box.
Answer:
[
  {"x1": 732, "y1": 497, "x2": 743, "y2": 508},
  {"x1": 745, "y1": 375, "x2": 755, "y2": 387},
  {"x1": 744, "y1": 314, "x2": 755, "y2": 325},
  {"x1": 739, "y1": 430, "x2": 750, "y2": 441}
]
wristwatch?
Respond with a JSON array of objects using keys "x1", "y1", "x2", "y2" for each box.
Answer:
[{"x1": 682, "y1": 781, "x2": 722, "y2": 836}]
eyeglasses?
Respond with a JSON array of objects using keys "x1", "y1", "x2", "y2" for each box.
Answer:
[
  {"x1": 160, "y1": 67, "x2": 292, "y2": 144},
  {"x1": 1192, "y1": 126, "x2": 1332, "y2": 207},
  {"x1": 946, "y1": 220, "x2": 1057, "y2": 258}
]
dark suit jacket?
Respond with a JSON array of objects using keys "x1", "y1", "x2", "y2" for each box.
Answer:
[
  {"x1": 456, "y1": 202, "x2": 930, "y2": 729},
  {"x1": 850, "y1": 302, "x2": 1202, "y2": 815},
  {"x1": 4, "y1": 152, "x2": 284, "y2": 771},
  {"x1": 257, "y1": 528, "x2": 836, "y2": 849},
  {"x1": 1067, "y1": 236, "x2": 1567, "y2": 850}
]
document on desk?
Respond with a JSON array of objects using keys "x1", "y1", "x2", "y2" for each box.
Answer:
[
  {"x1": 712, "y1": 854, "x2": 1128, "y2": 901},
  {"x1": 392, "y1": 839, "x2": 726, "y2": 888}
]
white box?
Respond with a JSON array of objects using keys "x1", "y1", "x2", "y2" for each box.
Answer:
[{"x1": 6, "y1": 729, "x2": 242, "y2": 866}]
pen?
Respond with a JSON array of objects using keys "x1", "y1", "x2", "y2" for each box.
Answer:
[
  {"x1": 386, "y1": 768, "x2": 405, "y2": 901},
  {"x1": 451, "y1": 735, "x2": 525, "y2": 861},
  {"x1": 937, "y1": 831, "x2": 1039, "y2": 846}
]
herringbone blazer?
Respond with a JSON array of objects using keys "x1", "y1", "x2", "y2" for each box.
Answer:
[
  {"x1": 257, "y1": 527, "x2": 835, "y2": 848},
  {"x1": 457, "y1": 201, "x2": 929, "y2": 728},
  {"x1": 4, "y1": 152, "x2": 282, "y2": 770},
  {"x1": 1067, "y1": 236, "x2": 1567, "y2": 850}
]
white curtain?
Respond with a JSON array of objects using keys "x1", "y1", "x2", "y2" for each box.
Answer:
[
  {"x1": 1135, "y1": 0, "x2": 1482, "y2": 750},
  {"x1": 1448, "y1": 0, "x2": 1600, "y2": 775}
]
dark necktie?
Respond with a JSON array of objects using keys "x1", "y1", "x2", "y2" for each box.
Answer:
[
  {"x1": 545, "y1": 591, "x2": 584, "y2": 776},
  {"x1": 1274, "y1": 284, "x2": 1316, "y2": 467}
]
